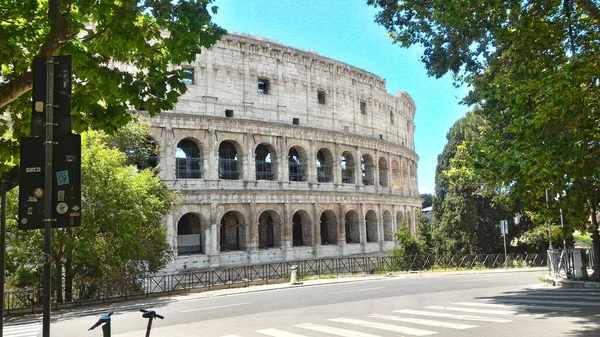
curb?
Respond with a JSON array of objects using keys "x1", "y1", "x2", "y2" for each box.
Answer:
[{"x1": 544, "y1": 277, "x2": 600, "y2": 289}]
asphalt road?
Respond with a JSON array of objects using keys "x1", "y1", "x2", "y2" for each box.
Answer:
[{"x1": 5, "y1": 269, "x2": 600, "y2": 337}]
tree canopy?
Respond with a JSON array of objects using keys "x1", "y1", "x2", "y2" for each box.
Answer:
[
  {"x1": 0, "y1": 0, "x2": 225, "y2": 172},
  {"x1": 6, "y1": 123, "x2": 177, "y2": 301},
  {"x1": 369, "y1": 0, "x2": 600, "y2": 274}
]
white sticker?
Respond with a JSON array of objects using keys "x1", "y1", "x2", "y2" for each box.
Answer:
[{"x1": 56, "y1": 202, "x2": 68, "y2": 214}]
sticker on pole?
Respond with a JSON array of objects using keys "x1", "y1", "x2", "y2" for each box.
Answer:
[{"x1": 56, "y1": 170, "x2": 70, "y2": 186}]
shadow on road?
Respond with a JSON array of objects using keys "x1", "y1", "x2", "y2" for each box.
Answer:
[{"x1": 476, "y1": 286, "x2": 600, "y2": 337}]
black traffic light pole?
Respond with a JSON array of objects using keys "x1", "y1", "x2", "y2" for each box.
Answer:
[{"x1": 43, "y1": 56, "x2": 55, "y2": 337}]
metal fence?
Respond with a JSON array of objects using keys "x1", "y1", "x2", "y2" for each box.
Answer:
[
  {"x1": 3, "y1": 253, "x2": 546, "y2": 314},
  {"x1": 547, "y1": 248, "x2": 594, "y2": 279}
]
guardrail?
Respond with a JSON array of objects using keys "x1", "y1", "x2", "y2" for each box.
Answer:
[
  {"x1": 547, "y1": 248, "x2": 593, "y2": 279},
  {"x1": 3, "y1": 253, "x2": 546, "y2": 314}
]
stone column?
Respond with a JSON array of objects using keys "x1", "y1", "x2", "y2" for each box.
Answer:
[
  {"x1": 207, "y1": 130, "x2": 218, "y2": 180},
  {"x1": 333, "y1": 142, "x2": 341, "y2": 185},
  {"x1": 392, "y1": 205, "x2": 399, "y2": 248},
  {"x1": 248, "y1": 202, "x2": 259, "y2": 264},
  {"x1": 313, "y1": 203, "x2": 321, "y2": 258},
  {"x1": 283, "y1": 202, "x2": 294, "y2": 261},
  {"x1": 208, "y1": 202, "x2": 219, "y2": 267},
  {"x1": 279, "y1": 137, "x2": 289, "y2": 182},
  {"x1": 360, "y1": 202, "x2": 367, "y2": 254},
  {"x1": 308, "y1": 140, "x2": 316, "y2": 183},
  {"x1": 245, "y1": 131, "x2": 255, "y2": 182},
  {"x1": 374, "y1": 149, "x2": 380, "y2": 191},
  {"x1": 163, "y1": 127, "x2": 174, "y2": 181},
  {"x1": 387, "y1": 152, "x2": 392, "y2": 194},
  {"x1": 355, "y1": 147, "x2": 362, "y2": 187},
  {"x1": 378, "y1": 204, "x2": 384, "y2": 252},
  {"x1": 338, "y1": 203, "x2": 347, "y2": 255}
]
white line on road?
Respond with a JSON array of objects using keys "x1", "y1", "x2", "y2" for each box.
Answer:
[
  {"x1": 256, "y1": 328, "x2": 308, "y2": 337},
  {"x1": 457, "y1": 301, "x2": 579, "y2": 311},
  {"x1": 426, "y1": 305, "x2": 517, "y2": 315},
  {"x1": 330, "y1": 287, "x2": 385, "y2": 294},
  {"x1": 329, "y1": 318, "x2": 437, "y2": 336},
  {"x1": 494, "y1": 299, "x2": 600, "y2": 307},
  {"x1": 220, "y1": 335, "x2": 243, "y2": 337},
  {"x1": 369, "y1": 314, "x2": 477, "y2": 329},
  {"x1": 296, "y1": 323, "x2": 381, "y2": 337},
  {"x1": 394, "y1": 309, "x2": 511, "y2": 323},
  {"x1": 180, "y1": 302, "x2": 251, "y2": 313}
]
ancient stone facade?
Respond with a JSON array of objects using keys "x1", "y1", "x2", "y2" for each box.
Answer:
[{"x1": 147, "y1": 34, "x2": 420, "y2": 273}]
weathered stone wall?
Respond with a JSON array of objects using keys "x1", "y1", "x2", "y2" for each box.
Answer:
[{"x1": 147, "y1": 34, "x2": 421, "y2": 274}]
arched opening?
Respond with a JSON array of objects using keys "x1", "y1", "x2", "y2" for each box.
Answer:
[
  {"x1": 319, "y1": 210, "x2": 338, "y2": 245},
  {"x1": 219, "y1": 211, "x2": 246, "y2": 251},
  {"x1": 345, "y1": 210, "x2": 360, "y2": 244},
  {"x1": 392, "y1": 160, "x2": 400, "y2": 189},
  {"x1": 288, "y1": 146, "x2": 307, "y2": 182},
  {"x1": 361, "y1": 155, "x2": 374, "y2": 185},
  {"x1": 396, "y1": 211, "x2": 405, "y2": 228},
  {"x1": 177, "y1": 213, "x2": 203, "y2": 255},
  {"x1": 379, "y1": 157, "x2": 388, "y2": 187},
  {"x1": 406, "y1": 210, "x2": 413, "y2": 234},
  {"x1": 258, "y1": 211, "x2": 282, "y2": 249},
  {"x1": 218, "y1": 141, "x2": 240, "y2": 180},
  {"x1": 340, "y1": 151, "x2": 355, "y2": 184},
  {"x1": 136, "y1": 136, "x2": 160, "y2": 171},
  {"x1": 365, "y1": 210, "x2": 378, "y2": 243},
  {"x1": 255, "y1": 144, "x2": 276, "y2": 181},
  {"x1": 402, "y1": 160, "x2": 409, "y2": 191},
  {"x1": 292, "y1": 210, "x2": 312, "y2": 246},
  {"x1": 176, "y1": 139, "x2": 202, "y2": 179},
  {"x1": 383, "y1": 210, "x2": 393, "y2": 241},
  {"x1": 316, "y1": 148, "x2": 333, "y2": 183}
]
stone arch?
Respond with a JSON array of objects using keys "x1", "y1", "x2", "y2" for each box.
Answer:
[
  {"x1": 292, "y1": 210, "x2": 312, "y2": 246},
  {"x1": 378, "y1": 157, "x2": 388, "y2": 187},
  {"x1": 383, "y1": 210, "x2": 393, "y2": 241},
  {"x1": 288, "y1": 145, "x2": 308, "y2": 182},
  {"x1": 319, "y1": 209, "x2": 338, "y2": 245},
  {"x1": 396, "y1": 210, "x2": 405, "y2": 228},
  {"x1": 402, "y1": 160, "x2": 409, "y2": 189},
  {"x1": 177, "y1": 213, "x2": 205, "y2": 255},
  {"x1": 255, "y1": 143, "x2": 277, "y2": 181},
  {"x1": 365, "y1": 210, "x2": 378, "y2": 243},
  {"x1": 219, "y1": 211, "x2": 246, "y2": 251},
  {"x1": 316, "y1": 148, "x2": 334, "y2": 183},
  {"x1": 340, "y1": 151, "x2": 355, "y2": 184},
  {"x1": 392, "y1": 160, "x2": 400, "y2": 189},
  {"x1": 406, "y1": 209, "x2": 413, "y2": 234},
  {"x1": 218, "y1": 140, "x2": 243, "y2": 180},
  {"x1": 345, "y1": 210, "x2": 360, "y2": 244},
  {"x1": 136, "y1": 136, "x2": 160, "y2": 171},
  {"x1": 258, "y1": 210, "x2": 281, "y2": 249},
  {"x1": 361, "y1": 154, "x2": 374, "y2": 185},
  {"x1": 176, "y1": 138, "x2": 203, "y2": 179}
]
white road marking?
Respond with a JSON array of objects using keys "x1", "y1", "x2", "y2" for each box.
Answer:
[
  {"x1": 256, "y1": 328, "x2": 308, "y2": 337},
  {"x1": 456, "y1": 301, "x2": 578, "y2": 311},
  {"x1": 329, "y1": 318, "x2": 437, "y2": 336},
  {"x1": 220, "y1": 335, "x2": 244, "y2": 337},
  {"x1": 330, "y1": 287, "x2": 385, "y2": 294},
  {"x1": 369, "y1": 314, "x2": 477, "y2": 329},
  {"x1": 3, "y1": 323, "x2": 41, "y2": 337},
  {"x1": 426, "y1": 305, "x2": 517, "y2": 315},
  {"x1": 494, "y1": 299, "x2": 600, "y2": 307},
  {"x1": 296, "y1": 323, "x2": 381, "y2": 337},
  {"x1": 394, "y1": 309, "x2": 511, "y2": 323},
  {"x1": 180, "y1": 301, "x2": 251, "y2": 313}
]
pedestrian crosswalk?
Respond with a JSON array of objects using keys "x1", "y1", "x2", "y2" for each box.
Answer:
[
  {"x1": 218, "y1": 287, "x2": 600, "y2": 337},
  {"x1": 3, "y1": 322, "x2": 41, "y2": 337}
]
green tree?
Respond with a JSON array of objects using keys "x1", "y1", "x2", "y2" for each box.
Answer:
[
  {"x1": 369, "y1": 0, "x2": 600, "y2": 277},
  {"x1": 5, "y1": 126, "x2": 177, "y2": 301},
  {"x1": 0, "y1": 0, "x2": 225, "y2": 172},
  {"x1": 419, "y1": 193, "x2": 433, "y2": 208}
]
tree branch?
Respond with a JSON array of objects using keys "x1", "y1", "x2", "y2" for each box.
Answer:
[
  {"x1": 0, "y1": 0, "x2": 73, "y2": 109},
  {"x1": 575, "y1": 0, "x2": 600, "y2": 29}
]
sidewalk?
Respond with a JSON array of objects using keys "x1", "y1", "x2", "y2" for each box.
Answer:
[{"x1": 544, "y1": 267, "x2": 600, "y2": 289}]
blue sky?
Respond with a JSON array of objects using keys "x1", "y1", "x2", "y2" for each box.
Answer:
[{"x1": 212, "y1": 0, "x2": 470, "y2": 195}]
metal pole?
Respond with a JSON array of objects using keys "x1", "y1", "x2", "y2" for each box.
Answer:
[
  {"x1": 546, "y1": 189, "x2": 553, "y2": 249},
  {"x1": 560, "y1": 208, "x2": 566, "y2": 248},
  {"x1": 503, "y1": 232, "x2": 507, "y2": 269},
  {"x1": 43, "y1": 56, "x2": 55, "y2": 337},
  {"x1": 0, "y1": 179, "x2": 6, "y2": 337}
]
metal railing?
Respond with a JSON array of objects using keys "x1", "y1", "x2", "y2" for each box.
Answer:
[
  {"x1": 3, "y1": 253, "x2": 546, "y2": 314},
  {"x1": 547, "y1": 248, "x2": 593, "y2": 279}
]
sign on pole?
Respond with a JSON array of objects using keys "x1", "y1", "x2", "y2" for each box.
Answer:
[{"x1": 500, "y1": 220, "x2": 508, "y2": 235}]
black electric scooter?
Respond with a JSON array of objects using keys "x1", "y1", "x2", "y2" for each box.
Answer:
[{"x1": 88, "y1": 309, "x2": 164, "y2": 337}]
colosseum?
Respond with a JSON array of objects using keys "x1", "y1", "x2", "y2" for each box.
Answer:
[{"x1": 145, "y1": 34, "x2": 420, "y2": 273}]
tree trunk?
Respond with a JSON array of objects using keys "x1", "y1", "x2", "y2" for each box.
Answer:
[
  {"x1": 590, "y1": 199, "x2": 600, "y2": 280},
  {"x1": 54, "y1": 256, "x2": 63, "y2": 304}
]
